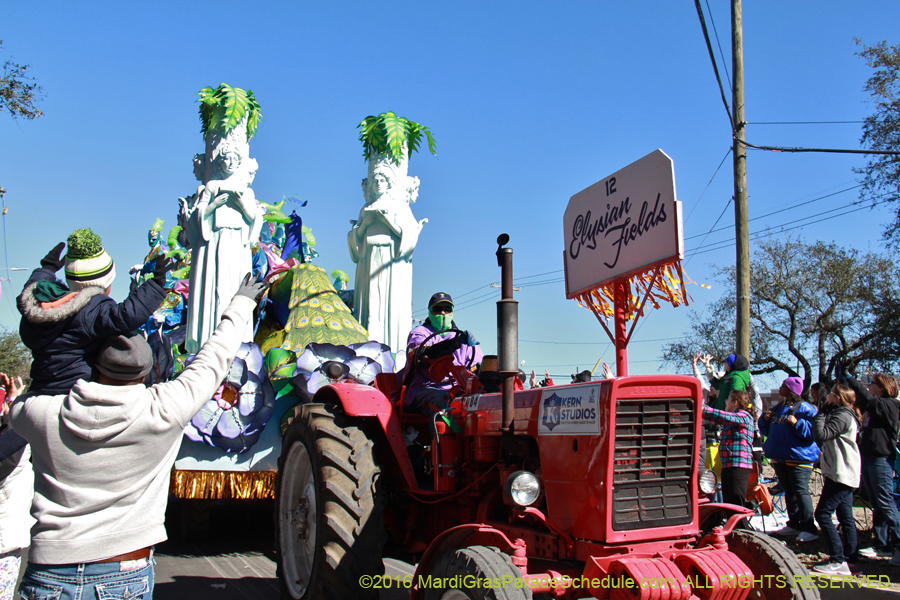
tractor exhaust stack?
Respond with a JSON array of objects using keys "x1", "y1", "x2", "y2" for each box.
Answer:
[{"x1": 495, "y1": 234, "x2": 517, "y2": 432}]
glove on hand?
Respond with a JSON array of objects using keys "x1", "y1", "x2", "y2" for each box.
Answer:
[
  {"x1": 41, "y1": 242, "x2": 66, "y2": 272},
  {"x1": 423, "y1": 335, "x2": 465, "y2": 361},
  {"x1": 835, "y1": 357, "x2": 849, "y2": 380},
  {"x1": 151, "y1": 257, "x2": 173, "y2": 288},
  {"x1": 235, "y1": 272, "x2": 269, "y2": 303},
  {"x1": 464, "y1": 330, "x2": 479, "y2": 346}
]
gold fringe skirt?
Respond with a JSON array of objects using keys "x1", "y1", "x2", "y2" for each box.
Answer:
[{"x1": 169, "y1": 469, "x2": 277, "y2": 500}]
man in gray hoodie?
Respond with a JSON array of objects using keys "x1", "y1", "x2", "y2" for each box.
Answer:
[{"x1": 9, "y1": 275, "x2": 267, "y2": 600}]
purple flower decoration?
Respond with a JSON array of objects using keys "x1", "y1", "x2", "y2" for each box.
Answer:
[{"x1": 183, "y1": 342, "x2": 276, "y2": 453}]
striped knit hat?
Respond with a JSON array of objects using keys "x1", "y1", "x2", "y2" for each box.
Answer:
[{"x1": 64, "y1": 228, "x2": 116, "y2": 291}]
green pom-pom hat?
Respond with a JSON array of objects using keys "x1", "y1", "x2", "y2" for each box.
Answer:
[
  {"x1": 66, "y1": 228, "x2": 104, "y2": 259},
  {"x1": 65, "y1": 228, "x2": 116, "y2": 291}
]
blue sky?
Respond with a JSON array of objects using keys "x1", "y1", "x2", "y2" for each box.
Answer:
[{"x1": 1, "y1": 1, "x2": 897, "y2": 389}]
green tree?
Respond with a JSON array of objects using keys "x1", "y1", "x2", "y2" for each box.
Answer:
[
  {"x1": 0, "y1": 41, "x2": 43, "y2": 120},
  {"x1": 855, "y1": 40, "x2": 900, "y2": 246},
  {"x1": 0, "y1": 327, "x2": 32, "y2": 382},
  {"x1": 660, "y1": 237, "x2": 900, "y2": 390}
]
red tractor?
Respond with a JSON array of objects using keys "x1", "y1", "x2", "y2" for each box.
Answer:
[{"x1": 274, "y1": 238, "x2": 818, "y2": 600}]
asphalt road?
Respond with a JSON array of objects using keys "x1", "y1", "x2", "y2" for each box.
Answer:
[
  {"x1": 155, "y1": 499, "x2": 409, "y2": 600},
  {"x1": 153, "y1": 500, "x2": 897, "y2": 599}
]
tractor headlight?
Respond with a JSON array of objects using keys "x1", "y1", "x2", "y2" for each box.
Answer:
[
  {"x1": 504, "y1": 471, "x2": 541, "y2": 507},
  {"x1": 698, "y1": 469, "x2": 718, "y2": 495}
]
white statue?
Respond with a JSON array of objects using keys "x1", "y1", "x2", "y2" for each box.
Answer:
[
  {"x1": 185, "y1": 129, "x2": 264, "y2": 354},
  {"x1": 348, "y1": 153, "x2": 427, "y2": 357}
]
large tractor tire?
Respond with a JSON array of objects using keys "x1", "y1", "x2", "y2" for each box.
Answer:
[
  {"x1": 727, "y1": 529, "x2": 820, "y2": 600},
  {"x1": 275, "y1": 403, "x2": 385, "y2": 600},
  {"x1": 423, "y1": 545, "x2": 533, "y2": 600}
]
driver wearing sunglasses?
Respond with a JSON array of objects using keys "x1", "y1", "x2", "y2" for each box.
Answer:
[{"x1": 402, "y1": 292, "x2": 483, "y2": 419}]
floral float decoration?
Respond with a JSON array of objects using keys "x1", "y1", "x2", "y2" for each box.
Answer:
[{"x1": 183, "y1": 342, "x2": 276, "y2": 454}]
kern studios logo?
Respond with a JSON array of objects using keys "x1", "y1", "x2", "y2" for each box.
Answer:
[{"x1": 542, "y1": 393, "x2": 563, "y2": 431}]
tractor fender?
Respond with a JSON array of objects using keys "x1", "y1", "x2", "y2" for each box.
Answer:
[
  {"x1": 314, "y1": 383, "x2": 418, "y2": 488},
  {"x1": 410, "y1": 524, "x2": 517, "y2": 600},
  {"x1": 698, "y1": 502, "x2": 756, "y2": 536}
]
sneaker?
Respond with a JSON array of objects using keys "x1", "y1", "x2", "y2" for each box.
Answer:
[
  {"x1": 859, "y1": 546, "x2": 893, "y2": 558},
  {"x1": 890, "y1": 551, "x2": 900, "y2": 567},
  {"x1": 796, "y1": 531, "x2": 820, "y2": 542},
  {"x1": 847, "y1": 563, "x2": 863, "y2": 575},
  {"x1": 772, "y1": 525, "x2": 801, "y2": 536},
  {"x1": 813, "y1": 562, "x2": 851, "y2": 575}
]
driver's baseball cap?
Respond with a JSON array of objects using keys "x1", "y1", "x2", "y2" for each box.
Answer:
[{"x1": 428, "y1": 292, "x2": 454, "y2": 310}]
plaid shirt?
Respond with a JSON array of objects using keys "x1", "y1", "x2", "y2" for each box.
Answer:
[{"x1": 703, "y1": 406, "x2": 754, "y2": 469}]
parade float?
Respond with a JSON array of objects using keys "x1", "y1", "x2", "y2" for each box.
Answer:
[{"x1": 133, "y1": 85, "x2": 432, "y2": 534}]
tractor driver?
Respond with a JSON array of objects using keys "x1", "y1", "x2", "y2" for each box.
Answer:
[{"x1": 403, "y1": 292, "x2": 483, "y2": 419}]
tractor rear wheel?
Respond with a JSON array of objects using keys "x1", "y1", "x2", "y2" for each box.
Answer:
[
  {"x1": 423, "y1": 545, "x2": 533, "y2": 600},
  {"x1": 275, "y1": 403, "x2": 385, "y2": 600},
  {"x1": 727, "y1": 529, "x2": 820, "y2": 600}
]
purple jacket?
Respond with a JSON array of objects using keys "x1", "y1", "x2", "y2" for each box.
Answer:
[{"x1": 404, "y1": 322, "x2": 483, "y2": 404}]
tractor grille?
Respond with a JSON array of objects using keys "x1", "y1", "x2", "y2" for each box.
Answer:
[{"x1": 611, "y1": 398, "x2": 695, "y2": 531}]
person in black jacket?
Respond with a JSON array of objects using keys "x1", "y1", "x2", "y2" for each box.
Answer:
[
  {"x1": 17, "y1": 232, "x2": 169, "y2": 396},
  {"x1": 1, "y1": 232, "x2": 170, "y2": 464},
  {"x1": 844, "y1": 372, "x2": 900, "y2": 562}
]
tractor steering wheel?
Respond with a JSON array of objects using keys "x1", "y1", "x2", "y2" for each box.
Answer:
[{"x1": 412, "y1": 328, "x2": 476, "y2": 385}]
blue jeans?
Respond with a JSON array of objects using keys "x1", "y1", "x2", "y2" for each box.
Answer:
[
  {"x1": 814, "y1": 477, "x2": 858, "y2": 563},
  {"x1": 772, "y1": 461, "x2": 817, "y2": 534},
  {"x1": 861, "y1": 455, "x2": 900, "y2": 549},
  {"x1": 18, "y1": 555, "x2": 154, "y2": 600}
]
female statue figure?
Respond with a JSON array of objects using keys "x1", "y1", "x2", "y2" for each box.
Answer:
[
  {"x1": 348, "y1": 157, "x2": 427, "y2": 356},
  {"x1": 185, "y1": 142, "x2": 264, "y2": 353}
]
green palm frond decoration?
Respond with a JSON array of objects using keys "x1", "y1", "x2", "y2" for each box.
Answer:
[
  {"x1": 198, "y1": 83, "x2": 263, "y2": 141},
  {"x1": 357, "y1": 111, "x2": 436, "y2": 165},
  {"x1": 301, "y1": 226, "x2": 316, "y2": 248}
]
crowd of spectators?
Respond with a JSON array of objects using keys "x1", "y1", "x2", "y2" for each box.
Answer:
[{"x1": 695, "y1": 352, "x2": 900, "y2": 577}]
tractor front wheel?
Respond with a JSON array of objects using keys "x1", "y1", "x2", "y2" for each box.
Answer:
[
  {"x1": 727, "y1": 529, "x2": 820, "y2": 600},
  {"x1": 275, "y1": 403, "x2": 385, "y2": 600},
  {"x1": 423, "y1": 545, "x2": 533, "y2": 600}
]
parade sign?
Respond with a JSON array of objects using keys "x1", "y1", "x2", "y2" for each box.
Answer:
[{"x1": 563, "y1": 149, "x2": 683, "y2": 299}]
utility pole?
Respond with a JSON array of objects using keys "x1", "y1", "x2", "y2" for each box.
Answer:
[{"x1": 732, "y1": 0, "x2": 750, "y2": 357}]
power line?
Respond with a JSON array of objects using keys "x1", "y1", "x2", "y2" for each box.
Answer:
[
  {"x1": 685, "y1": 197, "x2": 733, "y2": 265},
  {"x1": 454, "y1": 292, "x2": 499, "y2": 312},
  {"x1": 452, "y1": 283, "x2": 491, "y2": 302},
  {"x1": 684, "y1": 148, "x2": 732, "y2": 225},
  {"x1": 514, "y1": 269, "x2": 563, "y2": 282},
  {"x1": 704, "y1": 0, "x2": 732, "y2": 92},
  {"x1": 683, "y1": 184, "x2": 861, "y2": 241},
  {"x1": 517, "y1": 277, "x2": 564, "y2": 288},
  {"x1": 694, "y1": 0, "x2": 733, "y2": 129},
  {"x1": 747, "y1": 121, "x2": 865, "y2": 125},
  {"x1": 694, "y1": 2, "x2": 900, "y2": 158},
  {"x1": 738, "y1": 138, "x2": 900, "y2": 156},
  {"x1": 687, "y1": 197, "x2": 891, "y2": 256}
]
